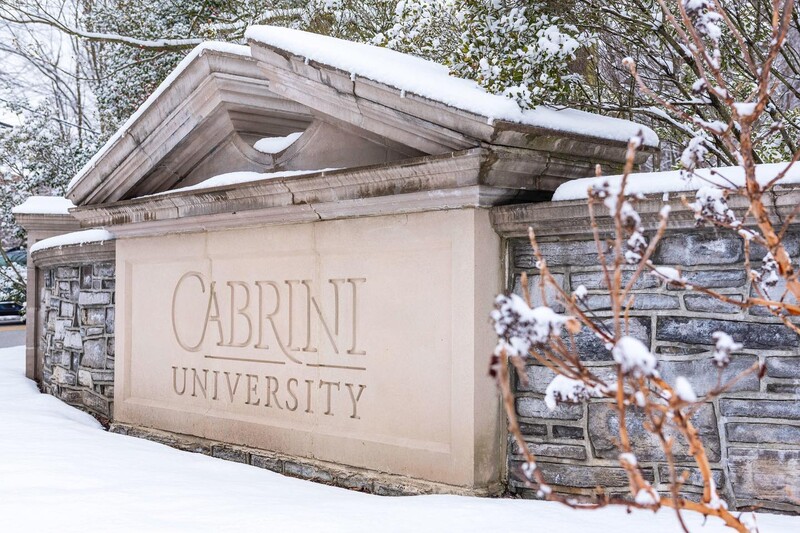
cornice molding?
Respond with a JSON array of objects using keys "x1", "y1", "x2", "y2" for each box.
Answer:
[
  {"x1": 31, "y1": 241, "x2": 116, "y2": 268},
  {"x1": 490, "y1": 187, "x2": 800, "y2": 239}
]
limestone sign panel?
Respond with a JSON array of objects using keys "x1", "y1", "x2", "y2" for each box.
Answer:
[{"x1": 114, "y1": 210, "x2": 501, "y2": 487}]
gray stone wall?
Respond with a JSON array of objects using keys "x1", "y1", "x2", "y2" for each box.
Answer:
[
  {"x1": 507, "y1": 231, "x2": 800, "y2": 513},
  {"x1": 40, "y1": 261, "x2": 115, "y2": 422}
]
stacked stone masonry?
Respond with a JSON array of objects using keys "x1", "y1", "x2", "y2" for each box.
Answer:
[
  {"x1": 40, "y1": 261, "x2": 115, "y2": 421},
  {"x1": 508, "y1": 230, "x2": 800, "y2": 513}
]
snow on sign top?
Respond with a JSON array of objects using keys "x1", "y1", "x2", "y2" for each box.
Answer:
[
  {"x1": 11, "y1": 196, "x2": 75, "y2": 215},
  {"x1": 30, "y1": 229, "x2": 114, "y2": 254},
  {"x1": 552, "y1": 161, "x2": 800, "y2": 201},
  {"x1": 145, "y1": 168, "x2": 337, "y2": 197},
  {"x1": 245, "y1": 26, "x2": 658, "y2": 147},
  {"x1": 66, "y1": 42, "x2": 251, "y2": 194}
]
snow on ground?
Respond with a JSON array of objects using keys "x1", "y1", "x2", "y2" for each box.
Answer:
[
  {"x1": 245, "y1": 26, "x2": 658, "y2": 148},
  {"x1": 29, "y1": 229, "x2": 114, "y2": 253},
  {"x1": 553, "y1": 161, "x2": 800, "y2": 201},
  {"x1": 11, "y1": 195, "x2": 75, "y2": 215},
  {"x1": 0, "y1": 345, "x2": 797, "y2": 532}
]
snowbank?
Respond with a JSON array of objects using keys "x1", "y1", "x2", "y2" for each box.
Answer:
[
  {"x1": 245, "y1": 26, "x2": 658, "y2": 148},
  {"x1": 0, "y1": 345, "x2": 796, "y2": 532},
  {"x1": 147, "y1": 168, "x2": 338, "y2": 196},
  {"x1": 11, "y1": 196, "x2": 75, "y2": 215},
  {"x1": 30, "y1": 229, "x2": 114, "y2": 253},
  {"x1": 553, "y1": 161, "x2": 800, "y2": 201},
  {"x1": 67, "y1": 42, "x2": 251, "y2": 193}
]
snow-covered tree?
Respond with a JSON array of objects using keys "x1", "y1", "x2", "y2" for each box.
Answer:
[
  {"x1": 373, "y1": 0, "x2": 583, "y2": 107},
  {"x1": 562, "y1": 0, "x2": 800, "y2": 169},
  {"x1": 0, "y1": 9, "x2": 97, "y2": 247}
]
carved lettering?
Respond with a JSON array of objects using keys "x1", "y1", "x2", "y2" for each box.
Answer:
[
  {"x1": 224, "y1": 371, "x2": 242, "y2": 402},
  {"x1": 309, "y1": 283, "x2": 339, "y2": 354},
  {"x1": 305, "y1": 379, "x2": 314, "y2": 414},
  {"x1": 207, "y1": 282, "x2": 225, "y2": 346},
  {"x1": 172, "y1": 366, "x2": 188, "y2": 395},
  {"x1": 347, "y1": 278, "x2": 366, "y2": 355},
  {"x1": 254, "y1": 281, "x2": 299, "y2": 363},
  {"x1": 328, "y1": 279, "x2": 344, "y2": 335},
  {"x1": 212, "y1": 370, "x2": 220, "y2": 400},
  {"x1": 319, "y1": 380, "x2": 340, "y2": 416},
  {"x1": 245, "y1": 374, "x2": 260, "y2": 405},
  {"x1": 169, "y1": 273, "x2": 370, "y2": 420},
  {"x1": 264, "y1": 376, "x2": 282, "y2": 409},
  {"x1": 171, "y1": 273, "x2": 206, "y2": 352},
  {"x1": 345, "y1": 383, "x2": 367, "y2": 419},
  {"x1": 171, "y1": 274, "x2": 367, "y2": 361},
  {"x1": 226, "y1": 281, "x2": 252, "y2": 347},
  {"x1": 170, "y1": 367, "x2": 366, "y2": 420},
  {"x1": 285, "y1": 280, "x2": 301, "y2": 351},
  {"x1": 285, "y1": 378, "x2": 299, "y2": 411},
  {"x1": 191, "y1": 368, "x2": 208, "y2": 398}
]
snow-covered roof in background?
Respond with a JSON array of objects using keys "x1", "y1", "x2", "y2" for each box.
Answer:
[
  {"x1": 30, "y1": 229, "x2": 114, "y2": 253},
  {"x1": 245, "y1": 26, "x2": 658, "y2": 147},
  {"x1": 148, "y1": 168, "x2": 337, "y2": 197},
  {"x1": 11, "y1": 196, "x2": 75, "y2": 215},
  {"x1": 552, "y1": 162, "x2": 800, "y2": 201},
  {"x1": 66, "y1": 42, "x2": 251, "y2": 193}
]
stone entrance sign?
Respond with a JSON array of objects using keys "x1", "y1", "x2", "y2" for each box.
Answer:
[
  {"x1": 116, "y1": 210, "x2": 501, "y2": 486},
  {"x1": 20, "y1": 30, "x2": 652, "y2": 494}
]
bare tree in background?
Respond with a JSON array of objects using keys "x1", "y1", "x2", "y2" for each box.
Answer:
[
  {"x1": 491, "y1": 1, "x2": 798, "y2": 531},
  {"x1": 563, "y1": 0, "x2": 800, "y2": 169}
]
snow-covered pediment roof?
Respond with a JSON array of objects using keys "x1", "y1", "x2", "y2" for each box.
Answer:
[
  {"x1": 67, "y1": 27, "x2": 658, "y2": 209},
  {"x1": 245, "y1": 26, "x2": 658, "y2": 149}
]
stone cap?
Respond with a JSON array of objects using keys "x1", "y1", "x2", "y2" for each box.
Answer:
[
  {"x1": 70, "y1": 149, "x2": 556, "y2": 237},
  {"x1": 491, "y1": 186, "x2": 800, "y2": 239},
  {"x1": 30, "y1": 240, "x2": 115, "y2": 268}
]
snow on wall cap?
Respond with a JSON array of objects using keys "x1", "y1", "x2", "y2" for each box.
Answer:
[
  {"x1": 144, "y1": 168, "x2": 338, "y2": 197},
  {"x1": 245, "y1": 26, "x2": 659, "y2": 148},
  {"x1": 30, "y1": 229, "x2": 114, "y2": 254},
  {"x1": 65, "y1": 42, "x2": 252, "y2": 195},
  {"x1": 11, "y1": 196, "x2": 75, "y2": 215},
  {"x1": 552, "y1": 161, "x2": 800, "y2": 201}
]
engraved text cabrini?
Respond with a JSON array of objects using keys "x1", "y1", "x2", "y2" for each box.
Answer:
[{"x1": 168, "y1": 272, "x2": 367, "y2": 418}]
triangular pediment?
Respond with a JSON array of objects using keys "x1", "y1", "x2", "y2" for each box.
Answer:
[
  {"x1": 68, "y1": 44, "x2": 440, "y2": 205},
  {"x1": 68, "y1": 29, "x2": 658, "y2": 209}
]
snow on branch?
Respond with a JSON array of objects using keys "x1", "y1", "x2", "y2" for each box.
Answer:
[
  {"x1": 688, "y1": 186, "x2": 736, "y2": 226},
  {"x1": 711, "y1": 332, "x2": 742, "y2": 368},
  {"x1": 544, "y1": 375, "x2": 605, "y2": 410},
  {"x1": 491, "y1": 294, "x2": 575, "y2": 358},
  {"x1": 612, "y1": 336, "x2": 658, "y2": 378}
]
